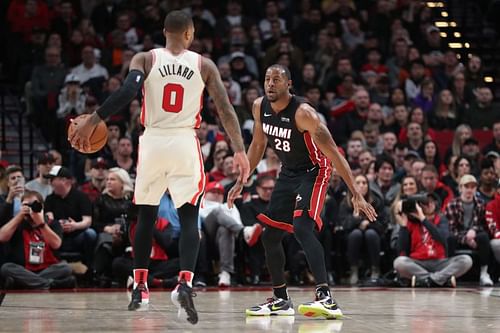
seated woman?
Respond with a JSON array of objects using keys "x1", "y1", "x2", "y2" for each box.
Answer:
[
  {"x1": 338, "y1": 174, "x2": 387, "y2": 285},
  {"x1": 92, "y1": 167, "x2": 134, "y2": 287}
]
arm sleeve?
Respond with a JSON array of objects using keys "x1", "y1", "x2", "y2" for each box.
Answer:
[{"x1": 96, "y1": 70, "x2": 145, "y2": 119}]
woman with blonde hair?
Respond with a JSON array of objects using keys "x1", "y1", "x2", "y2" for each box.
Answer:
[
  {"x1": 93, "y1": 167, "x2": 134, "y2": 287},
  {"x1": 444, "y1": 124, "x2": 472, "y2": 162}
]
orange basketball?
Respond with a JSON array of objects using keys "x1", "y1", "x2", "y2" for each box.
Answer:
[{"x1": 68, "y1": 114, "x2": 108, "y2": 154}]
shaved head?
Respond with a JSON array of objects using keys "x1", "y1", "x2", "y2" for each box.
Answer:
[{"x1": 164, "y1": 10, "x2": 193, "y2": 33}]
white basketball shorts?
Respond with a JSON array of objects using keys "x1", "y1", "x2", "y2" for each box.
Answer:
[{"x1": 134, "y1": 127, "x2": 206, "y2": 208}]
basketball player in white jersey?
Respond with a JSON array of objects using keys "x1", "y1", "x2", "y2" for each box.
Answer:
[{"x1": 69, "y1": 11, "x2": 250, "y2": 325}]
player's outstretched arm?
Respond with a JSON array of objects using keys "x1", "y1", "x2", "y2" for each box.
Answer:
[
  {"x1": 69, "y1": 52, "x2": 149, "y2": 152},
  {"x1": 202, "y1": 56, "x2": 249, "y2": 183},
  {"x1": 295, "y1": 104, "x2": 377, "y2": 221},
  {"x1": 227, "y1": 97, "x2": 268, "y2": 208}
]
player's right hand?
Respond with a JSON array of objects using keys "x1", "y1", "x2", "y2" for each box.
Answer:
[
  {"x1": 227, "y1": 182, "x2": 243, "y2": 209},
  {"x1": 68, "y1": 113, "x2": 98, "y2": 153},
  {"x1": 233, "y1": 151, "x2": 250, "y2": 184},
  {"x1": 351, "y1": 193, "x2": 377, "y2": 222}
]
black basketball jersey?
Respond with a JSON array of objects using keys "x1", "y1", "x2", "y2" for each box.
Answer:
[{"x1": 260, "y1": 95, "x2": 328, "y2": 171}]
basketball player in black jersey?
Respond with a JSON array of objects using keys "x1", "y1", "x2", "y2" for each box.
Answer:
[{"x1": 228, "y1": 64, "x2": 377, "y2": 318}]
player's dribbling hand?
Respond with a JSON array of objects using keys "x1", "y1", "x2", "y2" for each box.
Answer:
[
  {"x1": 232, "y1": 151, "x2": 250, "y2": 184},
  {"x1": 227, "y1": 181, "x2": 243, "y2": 209},
  {"x1": 351, "y1": 193, "x2": 377, "y2": 222},
  {"x1": 68, "y1": 114, "x2": 97, "y2": 153}
]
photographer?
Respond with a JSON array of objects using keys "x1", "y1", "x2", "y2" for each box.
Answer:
[
  {"x1": 0, "y1": 190, "x2": 74, "y2": 289},
  {"x1": 446, "y1": 174, "x2": 493, "y2": 286},
  {"x1": 394, "y1": 193, "x2": 472, "y2": 287}
]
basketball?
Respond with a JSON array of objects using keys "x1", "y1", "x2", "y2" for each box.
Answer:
[{"x1": 67, "y1": 114, "x2": 108, "y2": 154}]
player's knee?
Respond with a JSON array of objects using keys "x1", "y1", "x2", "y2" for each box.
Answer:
[
  {"x1": 261, "y1": 226, "x2": 285, "y2": 246},
  {"x1": 292, "y1": 212, "x2": 315, "y2": 241}
]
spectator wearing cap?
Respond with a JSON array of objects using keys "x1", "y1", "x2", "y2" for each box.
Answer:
[
  {"x1": 80, "y1": 158, "x2": 108, "y2": 203},
  {"x1": 420, "y1": 165, "x2": 454, "y2": 212},
  {"x1": 229, "y1": 51, "x2": 256, "y2": 90},
  {"x1": 462, "y1": 138, "x2": 481, "y2": 175},
  {"x1": 476, "y1": 159, "x2": 498, "y2": 204},
  {"x1": 56, "y1": 74, "x2": 86, "y2": 120},
  {"x1": 446, "y1": 174, "x2": 494, "y2": 286},
  {"x1": 44, "y1": 166, "x2": 96, "y2": 272},
  {"x1": 25, "y1": 152, "x2": 55, "y2": 199},
  {"x1": 420, "y1": 25, "x2": 445, "y2": 68},
  {"x1": 200, "y1": 181, "x2": 262, "y2": 287},
  {"x1": 217, "y1": 26, "x2": 259, "y2": 78},
  {"x1": 92, "y1": 167, "x2": 134, "y2": 287},
  {"x1": 393, "y1": 192, "x2": 472, "y2": 288},
  {"x1": 482, "y1": 121, "x2": 500, "y2": 156},
  {"x1": 0, "y1": 190, "x2": 75, "y2": 290}
]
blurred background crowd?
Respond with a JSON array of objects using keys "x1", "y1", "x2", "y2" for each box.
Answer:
[{"x1": 1, "y1": 0, "x2": 500, "y2": 290}]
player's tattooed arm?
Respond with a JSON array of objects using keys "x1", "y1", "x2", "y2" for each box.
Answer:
[{"x1": 201, "y1": 56, "x2": 245, "y2": 153}]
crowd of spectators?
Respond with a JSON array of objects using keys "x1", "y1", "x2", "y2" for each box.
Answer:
[{"x1": 1, "y1": 0, "x2": 500, "y2": 289}]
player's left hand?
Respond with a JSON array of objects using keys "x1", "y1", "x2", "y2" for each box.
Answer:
[
  {"x1": 68, "y1": 113, "x2": 98, "y2": 152},
  {"x1": 233, "y1": 151, "x2": 250, "y2": 184},
  {"x1": 351, "y1": 193, "x2": 377, "y2": 222}
]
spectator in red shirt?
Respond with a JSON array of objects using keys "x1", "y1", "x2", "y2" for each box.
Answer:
[
  {"x1": 394, "y1": 193, "x2": 472, "y2": 287},
  {"x1": 485, "y1": 183, "x2": 500, "y2": 265}
]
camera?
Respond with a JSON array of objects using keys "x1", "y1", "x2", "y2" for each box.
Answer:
[
  {"x1": 27, "y1": 201, "x2": 43, "y2": 213},
  {"x1": 401, "y1": 194, "x2": 428, "y2": 215}
]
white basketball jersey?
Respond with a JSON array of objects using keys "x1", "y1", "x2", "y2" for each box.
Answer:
[{"x1": 140, "y1": 48, "x2": 205, "y2": 129}]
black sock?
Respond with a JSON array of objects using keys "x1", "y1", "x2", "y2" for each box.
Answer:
[
  {"x1": 133, "y1": 205, "x2": 159, "y2": 268},
  {"x1": 177, "y1": 202, "x2": 201, "y2": 271},
  {"x1": 273, "y1": 285, "x2": 289, "y2": 300}
]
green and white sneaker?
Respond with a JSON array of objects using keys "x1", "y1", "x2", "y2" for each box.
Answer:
[
  {"x1": 246, "y1": 296, "x2": 295, "y2": 316},
  {"x1": 298, "y1": 289, "x2": 343, "y2": 319}
]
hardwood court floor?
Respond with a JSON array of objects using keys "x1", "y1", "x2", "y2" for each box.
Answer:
[{"x1": 1, "y1": 287, "x2": 500, "y2": 333}]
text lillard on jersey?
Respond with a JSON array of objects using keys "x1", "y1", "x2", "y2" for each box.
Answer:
[{"x1": 158, "y1": 63, "x2": 195, "y2": 80}]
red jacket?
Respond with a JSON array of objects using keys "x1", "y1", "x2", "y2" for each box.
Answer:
[
  {"x1": 129, "y1": 217, "x2": 169, "y2": 260},
  {"x1": 406, "y1": 215, "x2": 446, "y2": 260},
  {"x1": 485, "y1": 193, "x2": 500, "y2": 239}
]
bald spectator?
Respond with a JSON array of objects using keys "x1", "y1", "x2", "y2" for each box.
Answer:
[
  {"x1": 71, "y1": 45, "x2": 109, "y2": 85},
  {"x1": 333, "y1": 89, "x2": 371, "y2": 145}
]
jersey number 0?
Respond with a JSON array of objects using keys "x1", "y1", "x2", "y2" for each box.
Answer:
[{"x1": 162, "y1": 83, "x2": 184, "y2": 113}]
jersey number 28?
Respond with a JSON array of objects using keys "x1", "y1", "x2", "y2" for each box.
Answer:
[
  {"x1": 162, "y1": 83, "x2": 184, "y2": 113},
  {"x1": 274, "y1": 138, "x2": 290, "y2": 152}
]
